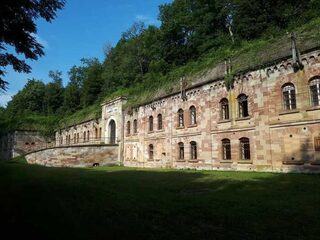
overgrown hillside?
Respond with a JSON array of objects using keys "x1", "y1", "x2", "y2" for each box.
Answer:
[{"x1": 1, "y1": 0, "x2": 320, "y2": 136}]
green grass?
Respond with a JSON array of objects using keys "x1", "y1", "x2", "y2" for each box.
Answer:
[
  {"x1": 0, "y1": 159, "x2": 319, "y2": 239},
  {"x1": 58, "y1": 104, "x2": 101, "y2": 128}
]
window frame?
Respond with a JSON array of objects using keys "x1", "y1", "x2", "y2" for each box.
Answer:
[
  {"x1": 282, "y1": 83, "x2": 297, "y2": 111},
  {"x1": 222, "y1": 139, "x2": 231, "y2": 160},
  {"x1": 149, "y1": 144, "x2": 154, "y2": 160},
  {"x1": 157, "y1": 114, "x2": 163, "y2": 130},
  {"x1": 149, "y1": 116, "x2": 154, "y2": 132},
  {"x1": 190, "y1": 141, "x2": 197, "y2": 160},
  {"x1": 239, "y1": 137, "x2": 251, "y2": 160},
  {"x1": 309, "y1": 78, "x2": 320, "y2": 107},
  {"x1": 178, "y1": 142, "x2": 184, "y2": 160},
  {"x1": 127, "y1": 121, "x2": 131, "y2": 135},
  {"x1": 189, "y1": 106, "x2": 197, "y2": 125},
  {"x1": 220, "y1": 98, "x2": 229, "y2": 120},
  {"x1": 237, "y1": 94, "x2": 249, "y2": 118},
  {"x1": 178, "y1": 109, "x2": 184, "y2": 127},
  {"x1": 133, "y1": 119, "x2": 138, "y2": 134}
]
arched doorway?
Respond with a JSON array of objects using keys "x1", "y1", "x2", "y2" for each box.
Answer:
[{"x1": 108, "y1": 120, "x2": 116, "y2": 144}]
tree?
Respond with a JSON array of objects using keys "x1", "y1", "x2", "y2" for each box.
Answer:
[
  {"x1": 62, "y1": 66, "x2": 84, "y2": 112},
  {"x1": 81, "y1": 58, "x2": 104, "y2": 107},
  {"x1": 0, "y1": 0, "x2": 65, "y2": 91},
  {"x1": 44, "y1": 70, "x2": 64, "y2": 114},
  {"x1": 5, "y1": 79, "x2": 46, "y2": 115}
]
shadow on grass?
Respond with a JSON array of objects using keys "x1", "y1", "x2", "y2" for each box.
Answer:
[{"x1": 0, "y1": 160, "x2": 319, "y2": 240}]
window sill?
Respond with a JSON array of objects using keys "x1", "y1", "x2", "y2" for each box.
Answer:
[
  {"x1": 282, "y1": 160, "x2": 304, "y2": 165},
  {"x1": 156, "y1": 129, "x2": 165, "y2": 132},
  {"x1": 218, "y1": 119, "x2": 231, "y2": 124},
  {"x1": 188, "y1": 160, "x2": 200, "y2": 163},
  {"x1": 132, "y1": 133, "x2": 138, "y2": 136},
  {"x1": 279, "y1": 110, "x2": 299, "y2": 115},
  {"x1": 235, "y1": 116, "x2": 251, "y2": 121},
  {"x1": 176, "y1": 160, "x2": 186, "y2": 163},
  {"x1": 306, "y1": 106, "x2": 320, "y2": 112},
  {"x1": 188, "y1": 124, "x2": 197, "y2": 128},
  {"x1": 176, "y1": 126, "x2": 185, "y2": 130},
  {"x1": 148, "y1": 131, "x2": 154, "y2": 134},
  {"x1": 237, "y1": 160, "x2": 253, "y2": 164},
  {"x1": 148, "y1": 159, "x2": 154, "y2": 162},
  {"x1": 220, "y1": 160, "x2": 232, "y2": 163}
]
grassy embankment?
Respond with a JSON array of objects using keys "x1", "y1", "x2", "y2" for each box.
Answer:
[
  {"x1": 61, "y1": 17, "x2": 320, "y2": 127},
  {"x1": 1, "y1": 158, "x2": 319, "y2": 239}
]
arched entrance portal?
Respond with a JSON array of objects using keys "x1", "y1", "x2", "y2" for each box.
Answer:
[{"x1": 109, "y1": 120, "x2": 116, "y2": 144}]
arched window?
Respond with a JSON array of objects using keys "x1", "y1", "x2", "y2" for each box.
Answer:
[
  {"x1": 282, "y1": 83, "x2": 296, "y2": 110},
  {"x1": 149, "y1": 116, "x2": 154, "y2": 132},
  {"x1": 95, "y1": 128, "x2": 98, "y2": 139},
  {"x1": 238, "y1": 94, "x2": 249, "y2": 118},
  {"x1": 77, "y1": 133, "x2": 79, "y2": 143},
  {"x1": 157, "y1": 114, "x2": 163, "y2": 130},
  {"x1": 127, "y1": 121, "x2": 131, "y2": 135},
  {"x1": 133, "y1": 119, "x2": 138, "y2": 134},
  {"x1": 220, "y1": 98, "x2": 229, "y2": 120},
  {"x1": 190, "y1": 106, "x2": 197, "y2": 125},
  {"x1": 310, "y1": 77, "x2": 320, "y2": 107},
  {"x1": 87, "y1": 130, "x2": 90, "y2": 142},
  {"x1": 74, "y1": 134, "x2": 76, "y2": 144},
  {"x1": 222, "y1": 139, "x2": 231, "y2": 160},
  {"x1": 178, "y1": 109, "x2": 184, "y2": 127},
  {"x1": 149, "y1": 144, "x2": 154, "y2": 160},
  {"x1": 178, "y1": 142, "x2": 184, "y2": 160},
  {"x1": 190, "y1": 141, "x2": 197, "y2": 160},
  {"x1": 239, "y1": 138, "x2": 250, "y2": 160},
  {"x1": 83, "y1": 132, "x2": 86, "y2": 143}
]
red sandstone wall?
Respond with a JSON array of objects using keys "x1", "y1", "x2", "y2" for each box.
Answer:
[{"x1": 25, "y1": 145, "x2": 119, "y2": 168}]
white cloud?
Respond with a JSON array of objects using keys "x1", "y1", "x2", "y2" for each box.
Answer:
[
  {"x1": 31, "y1": 33, "x2": 49, "y2": 49},
  {"x1": 135, "y1": 15, "x2": 160, "y2": 26},
  {"x1": 0, "y1": 92, "x2": 13, "y2": 107}
]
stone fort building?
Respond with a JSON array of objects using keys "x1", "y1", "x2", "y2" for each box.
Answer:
[{"x1": 52, "y1": 46, "x2": 320, "y2": 173}]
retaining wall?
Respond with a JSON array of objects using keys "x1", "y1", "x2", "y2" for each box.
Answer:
[{"x1": 25, "y1": 144, "x2": 119, "y2": 167}]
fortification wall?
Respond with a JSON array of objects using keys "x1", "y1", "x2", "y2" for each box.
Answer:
[
  {"x1": 25, "y1": 144, "x2": 119, "y2": 168},
  {"x1": 123, "y1": 49, "x2": 320, "y2": 173}
]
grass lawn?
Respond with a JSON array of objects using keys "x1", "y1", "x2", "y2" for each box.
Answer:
[{"x1": 0, "y1": 158, "x2": 319, "y2": 240}]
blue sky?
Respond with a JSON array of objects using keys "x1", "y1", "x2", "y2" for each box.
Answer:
[{"x1": 0, "y1": 0, "x2": 172, "y2": 107}]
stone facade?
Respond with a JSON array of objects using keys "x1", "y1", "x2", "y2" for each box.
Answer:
[
  {"x1": 56, "y1": 49, "x2": 320, "y2": 172},
  {"x1": 0, "y1": 130, "x2": 52, "y2": 160},
  {"x1": 122, "y1": 49, "x2": 320, "y2": 173},
  {"x1": 25, "y1": 144, "x2": 118, "y2": 167},
  {"x1": 55, "y1": 119, "x2": 103, "y2": 146}
]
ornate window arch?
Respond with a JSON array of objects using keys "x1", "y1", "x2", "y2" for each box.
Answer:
[
  {"x1": 220, "y1": 98, "x2": 229, "y2": 120},
  {"x1": 282, "y1": 83, "x2": 296, "y2": 110}
]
